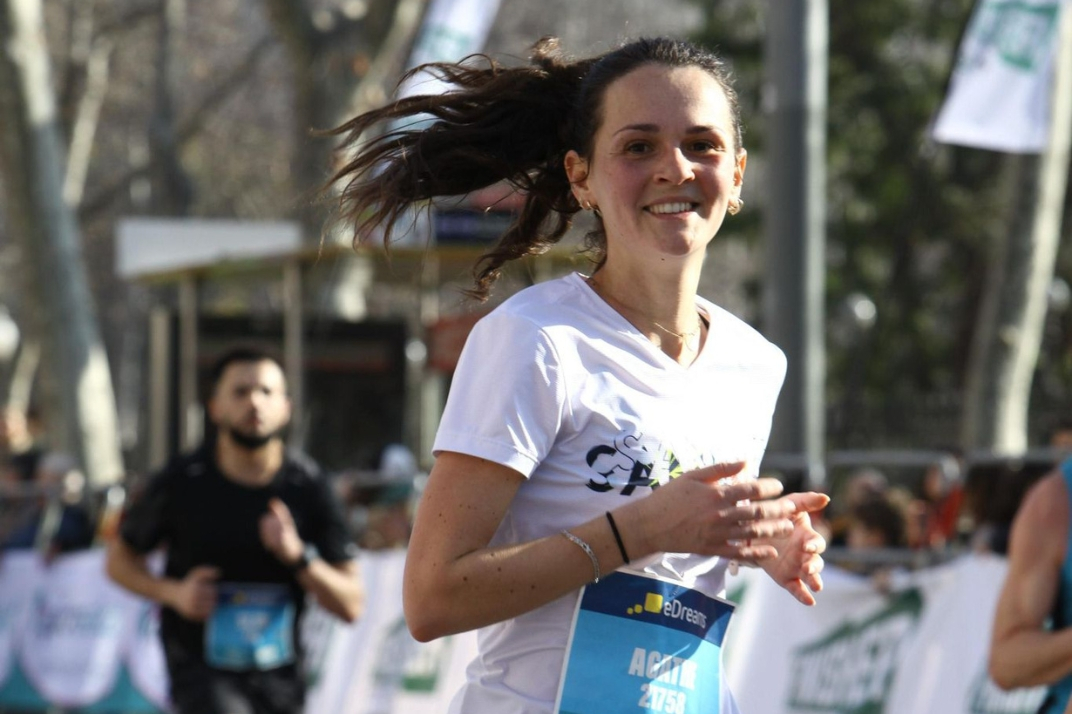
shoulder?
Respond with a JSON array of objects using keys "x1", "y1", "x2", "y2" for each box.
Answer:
[
  {"x1": 281, "y1": 451, "x2": 332, "y2": 492},
  {"x1": 482, "y1": 273, "x2": 589, "y2": 328},
  {"x1": 465, "y1": 274, "x2": 595, "y2": 356},
  {"x1": 1015, "y1": 470, "x2": 1069, "y2": 526},
  {"x1": 150, "y1": 447, "x2": 213, "y2": 485},
  {"x1": 1008, "y1": 469, "x2": 1069, "y2": 562}
]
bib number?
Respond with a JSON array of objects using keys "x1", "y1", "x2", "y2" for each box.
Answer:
[
  {"x1": 205, "y1": 583, "x2": 296, "y2": 671},
  {"x1": 553, "y1": 572, "x2": 734, "y2": 714}
]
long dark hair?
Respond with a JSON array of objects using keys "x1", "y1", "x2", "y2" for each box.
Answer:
[{"x1": 324, "y1": 36, "x2": 742, "y2": 301}]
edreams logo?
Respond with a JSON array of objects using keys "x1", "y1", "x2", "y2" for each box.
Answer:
[{"x1": 627, "y1": 592, "x2": 707, "y2": 629}]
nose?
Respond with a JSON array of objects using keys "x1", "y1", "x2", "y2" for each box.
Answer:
[{"x1": 655, "y1": 148, "x2": 695, "y2": 184}]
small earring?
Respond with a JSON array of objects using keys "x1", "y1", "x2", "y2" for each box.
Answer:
[
  {"x1": 728, "y1": 198, "x2": 743, "y2": 216},
  {"x1": 582, "y1": 201, "x2": 592, "y2": 211}
]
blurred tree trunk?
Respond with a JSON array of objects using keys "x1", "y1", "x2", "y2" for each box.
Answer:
[
  {"x1": 260, "y1": 0, "x2": 428, "y2": 321},
  {"x1": 0, "y1": 0, "x2": 124, "y2": 485},
  {"x1": 960, "y1": 8, "x2": 1072, "y2": 454},
  {"x1": 147, "y1": 0, "x2": 193, "y2": 215}
]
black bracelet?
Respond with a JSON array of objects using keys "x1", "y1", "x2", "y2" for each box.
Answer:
[{"x1": 605, "y1": 511, "x2": 630, "y2": 564}]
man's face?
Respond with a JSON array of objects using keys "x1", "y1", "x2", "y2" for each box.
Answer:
[{"x1": 208, "y1": 360, "x2": 291, "y2": 449}]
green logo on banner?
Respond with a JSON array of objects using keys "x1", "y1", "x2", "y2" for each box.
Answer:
[
  {"x1": 374, "y1": 617, "x2": 453, "y2": 694},
  {"x1": 964, "y1": 1, "x2": 1060, "y2": 71},
  {"x1": 786, "y1": 588, "x2": 923, "y2": 714}
]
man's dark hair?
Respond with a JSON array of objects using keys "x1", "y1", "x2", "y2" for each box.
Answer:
[{"x1": 208, "y1": 347, "x2": 285, "y2": 392}]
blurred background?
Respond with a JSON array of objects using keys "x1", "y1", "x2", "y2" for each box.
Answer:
[{"x1": 0, "y1": 0, "x2": 1069, "y2": 711}]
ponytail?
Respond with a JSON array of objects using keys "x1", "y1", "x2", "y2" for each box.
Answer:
[{"x1": 325, "y1": 38, "x2": 590, "y2": 300}]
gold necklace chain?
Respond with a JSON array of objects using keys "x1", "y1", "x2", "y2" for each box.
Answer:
[
  {"x1": 587, "y1": 276, "x2": 703, "y2": 352},
  {"x1": 652, "y1": 319, "x2": 702, "y2": 352}
]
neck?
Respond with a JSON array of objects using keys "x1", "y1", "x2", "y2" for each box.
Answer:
[
  {"x1": 586, "y1": 269, "x2": 706, "y2": 364},
  {"x1": 215, "y1": 435, "x2": 284, "y2": 486},
  {"x1": 587, "y1": 268, "x2": 701, "y2": 335}
]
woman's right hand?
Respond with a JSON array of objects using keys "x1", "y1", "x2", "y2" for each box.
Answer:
[{"x1": 624, "y1": 462, "x2": 799, "y2": 562}]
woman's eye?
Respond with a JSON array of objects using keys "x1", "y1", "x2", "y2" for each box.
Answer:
[
  {"x1": 624, "y1": 141, "x2": 651, "y2": 154},
  {"x1": 688, "y1": 140, "x2": 719, "y2": 153}
]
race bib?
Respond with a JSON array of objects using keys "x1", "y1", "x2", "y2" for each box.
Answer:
[
  {"x1": 205, "y1": 583, "x2": 295, "y2": 671},
  {"x1": 554, "y1": 571, "x2": 734, "y2": 714}
]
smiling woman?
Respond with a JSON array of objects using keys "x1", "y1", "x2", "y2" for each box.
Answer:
[{"x1": 324, "y1": 36, "x2": 829, "y2": 714}]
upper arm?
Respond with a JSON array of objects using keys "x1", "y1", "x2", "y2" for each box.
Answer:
[
  {"x1": 405, "y1": 451, "x2": 525, "y2": 581},
  {"x1": 308, "y1": 475, "x2": 359, "y2": 564},
  {"x1": 992, "y1": 474, "x2": 1068, "y2": 645},
  {"x1": 119, "y1": 472, "x2": 172, "y2": 553}
]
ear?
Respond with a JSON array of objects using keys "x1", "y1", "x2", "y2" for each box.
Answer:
[
  {"x1": 564, "y1": 150, "x2": 592, "y2": 207},
  {"x1": 732, "y1": 149, "x2": 747, "y2": 199}
]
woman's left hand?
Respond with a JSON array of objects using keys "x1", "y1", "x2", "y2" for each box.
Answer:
[{"x1": 757, "y1": 491, "x2": 828, "y2": 606}]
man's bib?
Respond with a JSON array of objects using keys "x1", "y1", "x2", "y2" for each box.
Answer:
[
  {"x1": 204, "y1": 582, "x2": 295, "y2": 671},
  {"x1": 554, "y1": 572, "x2": 734, "y2": 714}
]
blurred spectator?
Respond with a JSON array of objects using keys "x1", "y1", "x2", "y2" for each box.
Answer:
[
  {"x1": 1, "y1": 452, "x2": 94, "y2": 558},
  {"x1": 0, "y1": 404, "x2": 43, "y2": 483},
  {"x1": 846, "y1": 489, "x2": 911, "y2": 551},
  {"x1": 340, "y1": 444, "x2": 417, "y2": 551},
  {"x1": 1048, "y1": 419, "x2": 1072, "y2": 454},
  {"x1": 965, "y1": 458, "x2": 1051, "y2": 555},
  {"x1": 841, "y1": 487, "x2": 914, "y2": 587},
  {"x1": 828, "y1": 467, "x2": 890, "y2": 547},
  {"x1": 916, "y1": 453, "x2": 965, "y2": 549}
]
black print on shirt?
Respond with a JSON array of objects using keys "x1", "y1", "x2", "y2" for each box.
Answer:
[{"x1": 584, "y1": 435, "x2": 662, "y2": 496}]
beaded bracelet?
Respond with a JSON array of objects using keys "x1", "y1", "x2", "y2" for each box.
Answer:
[{"x1": 561, "y1": 530, "x2": 601, "y2": 583}]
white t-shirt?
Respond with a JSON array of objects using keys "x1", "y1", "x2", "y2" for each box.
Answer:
[{"x1": 433, "y1": 272, "x2": 786, "y2": 714}]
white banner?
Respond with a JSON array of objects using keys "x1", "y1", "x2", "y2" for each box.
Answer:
[
  {"x1": 396, "y1": 0, "x2": 502, "y2": 99},
  {"x1": 0, "y1": 549, "x2": 1047, "y2": 713},
  {"x1": 303, "y1": 549, "x2": 478, "y2": 714},
  {"x1": 18, "y1": 550, "x2": 129, "y2": 707},
  {"x1": 932, "y1": 0, "x2": 1067, "y2": 153},
  {"x1": 724, "y1": 554, "x2": 1046, "y2": 714},
  {"x1": 0, "y1": 553, "x2": 43, "y2": 686}
]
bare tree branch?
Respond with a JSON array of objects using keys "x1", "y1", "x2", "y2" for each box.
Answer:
[
  {"x1": 64, "y1": 36, "x2": 112, "y2": 208},
  {"x1": 78, "y1": 34, "x2": 276, "y2": 219}
]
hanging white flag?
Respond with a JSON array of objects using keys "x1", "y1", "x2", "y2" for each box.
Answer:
[
  {"x1": 932, "y1": 0, "x2": 1067, "y2": 153},
  {"x1": 397, "y1": 0, "x2": 502, "y2": 99}
]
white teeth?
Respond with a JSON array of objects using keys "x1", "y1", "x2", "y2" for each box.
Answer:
[{"x1": 648, "y1": 202, "x2": 693, "y2": 214}]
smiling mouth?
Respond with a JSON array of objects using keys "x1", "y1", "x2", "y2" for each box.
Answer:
[{"x1": 646, "y1": 202, "x2": 697, "y2": 215}]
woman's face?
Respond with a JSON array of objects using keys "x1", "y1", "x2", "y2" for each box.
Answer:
[{"x1": 566, "y1": 63, "x2": 746, "y2": 267}]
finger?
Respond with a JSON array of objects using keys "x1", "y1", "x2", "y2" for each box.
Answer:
[
  {"x1": 804, "y1": 568, "x2": 824, "y2": 595},
  {"x1": 786, "y1": 491, "x2": 831, "y2": 513},
  {"x1": 803, "y1": 534, "x2": 827, "y2": 555},
  {"x1": 693, "y1": 461, "x2": 747, "y2": 483},
  {"x1": 190, "y1": 566, "x2": 221, "y2": 581},
  {"x1": 786, "y1": 579, "x2": 817, "y2": 607},
  {"x1": 735, "y1": 518, "x2": 795, "y2": 541},
  {"x1": 714, "y1": 477, "x2": 785, "y2": 506},
  {"x1": 268, "y1": 498, "x2": 294, "y2": 522},
  {"x1": 735, "y1": 543, "x2": 778, "y2": 562},
  {"x1": 734, "y1": 498, "x2": 800, "y2": 521}
]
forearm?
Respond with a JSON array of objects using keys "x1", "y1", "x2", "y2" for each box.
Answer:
[
  {"x1": 297, "y1": 560, "x2": 364, "y2": 623},
  {"x1": 991, "y1": 627, "x2": 1072, "y2": 689},
  {"x1": 405, "y1": 511, "x2": 630, "y2": 642},
  {"x1": 105, "y1": 541, "x2": 178, "y2": 608}
]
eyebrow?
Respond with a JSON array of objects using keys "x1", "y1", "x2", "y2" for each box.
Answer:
[{"x1": 613, "y1": 123, "x2": 726, "y2": 136}]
